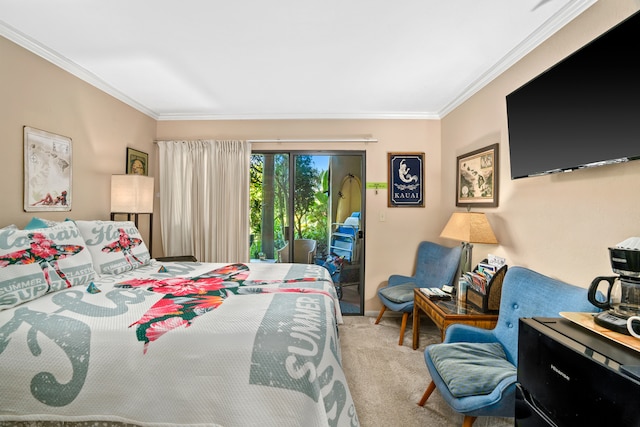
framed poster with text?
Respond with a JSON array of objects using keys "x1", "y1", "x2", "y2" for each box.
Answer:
[{"x1": 388, "y1": 152, "x2": 424, "y2": 207}]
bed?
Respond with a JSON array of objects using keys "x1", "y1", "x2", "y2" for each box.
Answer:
[{"x1": 0, "y1": 220, "x2": 358, "y2": 427}]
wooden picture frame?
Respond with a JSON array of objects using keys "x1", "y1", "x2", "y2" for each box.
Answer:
[
  {"x1": 456, "y1": 143, "x2": 499, "y2": 208},
  {"x1": 23, "y1": 126, "x2": 72, "y2": 212},
  {"x1": 388, "y1": 152, "x2": 424, "y2": 207},
  {"x1": 126, "y1": 147, "x2": 148, "y2": 175}
]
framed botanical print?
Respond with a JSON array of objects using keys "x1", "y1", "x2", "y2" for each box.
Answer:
[
  {"x1": 126, "y1": 147, "x2": 148, "y2": 175},
  {"x1": 456, "y1": 143, "x2": 499, "y2": 208},
  {"x1": 388, "y1": 152, "x2": 424, "y2": 207},
  {"x1": 23, "y1": 126, "x2": 72, "y2": 212}
]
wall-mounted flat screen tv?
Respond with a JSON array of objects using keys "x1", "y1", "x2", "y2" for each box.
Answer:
[{"x1": 506, "y1": 10, "x2": 640, "y2": 180}]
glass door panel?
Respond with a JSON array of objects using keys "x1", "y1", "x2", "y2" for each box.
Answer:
[
  {"x1": 249, "y1": 153, "x2": 289, "y2": 262},
  {"x1": 250, "y1": 151, "x2": 364, "y2": 315}
]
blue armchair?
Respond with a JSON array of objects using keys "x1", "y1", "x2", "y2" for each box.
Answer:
[
  {"x1": 375, "y1": 241, "x2": 462, "y2": 345},
  {"x1": 418, "y1": 266, "x2": 600, "y2": 427}
]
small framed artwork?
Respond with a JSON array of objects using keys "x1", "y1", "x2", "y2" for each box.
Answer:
[
  {"x1": 126, "y1": 147, "x2": 148, "y2": 175},
  {"x1": 24, "y1": 126, "x2": 72, "y2": 212},
  {"x1": 388, "y1": 152, "x2": 425, "y2": 207},
  {"x1": 456, "y1": 143, "x2": 499, "y2": 208}
]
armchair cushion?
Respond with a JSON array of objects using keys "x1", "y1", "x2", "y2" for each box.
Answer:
[
  {"x1": 387, "y1": 274, "x2": 416, "y2": 287},
  {"x1": 379, "y1": 283, "x2": 416, "y2": 303},
  {"x1": 443, "y1": 323, "x2": 497, "y2": 344},
  {"x1": 428, "y1": 342, "x2": 516, "y2": 398}
]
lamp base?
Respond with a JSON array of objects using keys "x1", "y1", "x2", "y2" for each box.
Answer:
[{"x1": 460, "y1": 241, "x2": 473, "y2": 275}]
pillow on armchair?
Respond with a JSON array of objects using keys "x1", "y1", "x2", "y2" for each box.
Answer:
[
  {"x1": 378, "y1": 283, "x2": 416, "y2": 303},
  {"x1": 427, "y1": 342, "x2": 516, "y2": 398}
]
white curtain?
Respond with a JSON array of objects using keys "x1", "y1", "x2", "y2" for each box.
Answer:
[{"x1": 157, "y1": 140, "x2": 251, "y2": 263}]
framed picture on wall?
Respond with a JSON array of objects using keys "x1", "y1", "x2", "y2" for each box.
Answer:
[
  {"x1": 23, "y1": 126, "x2": 72, "y2": 212},
  {"x1": 456, "y1": 143, "x2": 499, "y2": 208},
  {"x1": 126, "y1": 147, "x2": 148, "y2": 175},
  {"x1": 388, "y1": 152, "x2": 424, "y2": 207}
]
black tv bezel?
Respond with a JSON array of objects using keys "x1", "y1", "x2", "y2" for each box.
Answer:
[{"x1": 506, "y1": 10, "x2": 640, "y2": 180}]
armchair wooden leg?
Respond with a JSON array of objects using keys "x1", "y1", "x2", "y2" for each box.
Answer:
[
  {"x1": 374, "y1": 305, "x2": 386, "y2": 324},
  {"x1": 418, "y1": 381, "x2": 436, "y2": 406},
  {"x1": 398, "y1": 312, "x2": 409, "y2": 345},
  {"x1": 462, "y1": 415, "x2": 477, "y2": 427}
]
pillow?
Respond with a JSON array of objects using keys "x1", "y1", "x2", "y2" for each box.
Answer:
[
  {"x1": 75, "y1": 220, "x2": 151, "y2": 275},
  {"x1": 0, "y1": 221, "x2": 97, "y2": 311},
  {"x1": 428, "y1": 342, "x2": 516, "y2": 398},
  {"x1": 24, "y1": 217, "x2": 60, "y2": 230},
  {"x1": 0, "y1": 224, "x2": 18, "y2": 231},
  {"x1": 379, "y1": 283, "x2": 416, "y2": 303}
]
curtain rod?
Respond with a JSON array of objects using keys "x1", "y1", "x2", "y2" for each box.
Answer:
[
  {"x1": 154, "y1": 138, "x2": 377, "y2": 144},
  {"x1": 248, "y1": 138, "x2": 377, "y2": 143}
]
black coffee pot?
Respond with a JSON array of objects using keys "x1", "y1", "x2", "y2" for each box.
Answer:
[{"x1": 588, "y1": 275, "x2": 640, "y2": 318}]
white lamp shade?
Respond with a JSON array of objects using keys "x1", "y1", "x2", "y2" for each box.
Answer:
[{"x1": 110, "y1": 175, "x2": 154, "y2": 213}]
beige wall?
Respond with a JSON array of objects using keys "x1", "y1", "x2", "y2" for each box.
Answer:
[
  {"x1": 2, "y1": 0, "x2": 639, "y2": 314},
  {"x1": 0, "y1": 36, "x2": 159, "y2": 255},
  {"x1": 156, "y1": 119, "x2": 444, "y2": 314},
  {"x1": 441, "y1": 0, "x2": 640, "y2": 288}
]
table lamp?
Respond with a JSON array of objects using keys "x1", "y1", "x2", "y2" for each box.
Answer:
[
  {"x1": 440, "y1": 211, "x2": 498, "y2": 275},
  {"x1": 110, "y1": 174, "x2": 154, "y2": 256}
]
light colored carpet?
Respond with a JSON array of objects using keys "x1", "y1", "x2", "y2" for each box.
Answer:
[{"x1": 339, "y1": 316, "x2": 513, "y2": 427}]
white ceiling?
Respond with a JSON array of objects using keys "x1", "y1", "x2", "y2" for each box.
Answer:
[{"x1": 0, "y1": 0, "x2": 596, "y2": 120}]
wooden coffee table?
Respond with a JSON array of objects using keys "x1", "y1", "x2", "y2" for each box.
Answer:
[{"x1": 412, "y1": 288, "x2": 499, "y2": 349}]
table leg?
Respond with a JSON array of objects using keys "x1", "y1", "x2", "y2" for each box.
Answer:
[{"x1": 413, "y1": 303, "x2": 420, "y2": 350}]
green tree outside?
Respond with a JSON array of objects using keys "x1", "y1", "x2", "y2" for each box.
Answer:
[{"x1": 250, "y1": 154, "x2": 328, "y2": 261}]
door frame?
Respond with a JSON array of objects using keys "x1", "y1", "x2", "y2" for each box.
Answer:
[{"x1": 251, "y1": 149, "x2": 366, "y2": 314}]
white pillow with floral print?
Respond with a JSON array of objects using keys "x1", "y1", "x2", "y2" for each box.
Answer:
[
  {"x1": 75, "y1": 220, "x2": 151, "y2": 275},
  {"x1": 0, "y1": 221, "x2": 97, "y2": 310}
]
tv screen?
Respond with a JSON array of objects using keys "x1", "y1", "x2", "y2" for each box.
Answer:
[{"x1": 506, "y1": 10, "x2": 640, "y2": 180}]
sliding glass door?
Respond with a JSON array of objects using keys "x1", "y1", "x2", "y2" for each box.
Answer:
[{"x1": 250, "y1": 150, "x2": 365, "y2": 315}]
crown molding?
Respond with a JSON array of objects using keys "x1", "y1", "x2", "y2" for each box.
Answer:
[
  {"x1": 1, "y1": 0, "x2": 597, "y2": 122},
  {"x1": 155, "y1": 111, "x2": 440, "y2": 121},
  {"x1": 0, "y1": 21, "x2": 439, "y2": 121},
  {"x1": 438, "y1": 0, "x2": 598, "y2": 118},
  {"x1": 0, "y1": 19, "x2": 160, "y2": 119}
]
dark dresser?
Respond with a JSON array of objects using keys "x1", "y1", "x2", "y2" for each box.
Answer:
[{"x1": 516, "y1": 317, "x2": 640, "y2": 427}]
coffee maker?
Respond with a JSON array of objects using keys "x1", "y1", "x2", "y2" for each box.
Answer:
[{"x1": 588, "y1": 239, "x2": 640, "y2": 335}]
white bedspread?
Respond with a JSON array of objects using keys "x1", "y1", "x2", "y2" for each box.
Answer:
[{"x1": 0, "y1": 261, "x2": 358, "y2": 427}]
